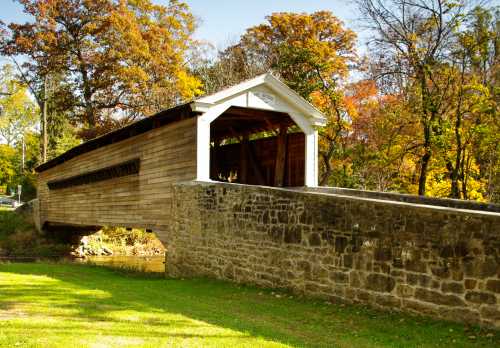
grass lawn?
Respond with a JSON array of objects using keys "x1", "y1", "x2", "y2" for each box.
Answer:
[{"x1": 0, "y1": 263, "x2": 498, "y2": 348}]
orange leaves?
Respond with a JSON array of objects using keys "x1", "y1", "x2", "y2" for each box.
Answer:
[
  {"x1": 348, "y1": 80, "x2": 378, "y2": 101},
  {"x1": 2, "y1": 0, "x2": 201, "y2": 138},
  {"x1": 343, "y1": 80, "x2": 378, "y2": 118},
  {"x1": 309, "y1": 90, "x2": 331, "y2": 110}
]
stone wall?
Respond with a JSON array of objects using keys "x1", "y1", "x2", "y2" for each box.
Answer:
[{"x1": 165, "y1": 181, "x2": 500, "y2": 328}]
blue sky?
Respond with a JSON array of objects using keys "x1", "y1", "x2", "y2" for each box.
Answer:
[
  {"x1": 186, "y1": 0, "x2": 360, "y2": 48},
  {"x1": 0, "y1": 0, "x2": 364, "y2": 51}
]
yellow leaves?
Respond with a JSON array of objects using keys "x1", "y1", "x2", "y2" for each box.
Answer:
[
  {"x1": 0, "y1": 65, "x2": 38, "y2": 146},
  {"x1": 176, "y1": 70, "x2": 203, "y2": 100},
  {"x1": 425, "y1": 162, "x2": 488, "y2": 201},
  {"x1": 408, "y1": 33, "x2": 418, "y2": 44},
  {"x1": 310, "y1": 91, "x2": 330, "y2": 110},
  {"x1": 241, "y1": 11, "x2": 357, "y2": 82}
]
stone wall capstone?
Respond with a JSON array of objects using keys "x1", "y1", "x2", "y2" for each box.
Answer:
[{"x1": 164, "y1": 181, "x2": 500, "y2": 328}]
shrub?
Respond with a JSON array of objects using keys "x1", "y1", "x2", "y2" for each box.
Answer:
[{"x1": 0, "y1": 208, "x2": 71, "y2": 257}]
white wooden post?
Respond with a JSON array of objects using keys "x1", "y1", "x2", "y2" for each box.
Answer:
[
  {"x1": 196, "y1": 116, "x2": 211, "y2": 181},
  {"x1": 195, "y1": 103, "x2": 232, "y2": 182},
  {"x1": 305, "y1": 131, "x2": 318, "y2": 187}
]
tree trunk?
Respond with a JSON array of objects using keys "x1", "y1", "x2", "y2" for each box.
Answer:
[
  {"x1": 449, "y1": 57, "x2": 466, "y2": 199},
  {"x1": 42, "y1": 75, "x2": 48, "y2": 162},
  {"x1": 319, "y1": 144, "x2": 335, "y2": 186},
  {"x1": 418, "y1": 111, "x2": 432, "y2": 196},
  {"x1": 450, "y1": 175, "x2": 460, "y2": 198},
  {"x1": 418, "y1": 150, "x2": 431, "y2": 196},
  {"x1": 461, "y1": 151, "x2": 471, "y2": 200},
  {"x1": 78, "y1": 57, "x2": 96, "y2": 129},
  {"x1": 416, "y1": 67, "x2": 437, "y2": 197}
]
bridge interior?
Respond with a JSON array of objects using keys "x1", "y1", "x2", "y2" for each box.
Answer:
[{"x1": 210, "y1": 106, "x2": 305, "y2": 187}]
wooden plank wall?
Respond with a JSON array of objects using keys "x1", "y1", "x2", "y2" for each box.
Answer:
[
  {"x1": 37, "y1": 117, "x2": 198, "y2": 241},
  {"x1": 210, "y1": 132, "x2": 305, "y2": 187}
]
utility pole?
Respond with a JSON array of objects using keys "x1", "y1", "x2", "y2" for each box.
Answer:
[
  {"x1": 42, "y1": 75, "x2": 48, "y2": 162},
  {"x1": 21, "y1": 134, "x2": 25, "y2": 172},
  {"x1": 17, "y1": 184, "x2": 21, "y2": 205}
]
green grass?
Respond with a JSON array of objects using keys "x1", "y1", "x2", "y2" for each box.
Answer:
[{"x1": 0, "y1": 263, "x2": 498, "y2": 348}]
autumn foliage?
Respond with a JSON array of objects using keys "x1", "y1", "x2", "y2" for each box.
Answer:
[
  {"x1": 194, "y1": 5, "x2": 498, "y2": 201},
  {"x1": 1, "y1": 0, "x2": 202, "y2": 139}
]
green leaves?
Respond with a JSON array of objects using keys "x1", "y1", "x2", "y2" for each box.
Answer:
[{"x1": 0, "y1": 65, "x2": 38, "y2": 147}]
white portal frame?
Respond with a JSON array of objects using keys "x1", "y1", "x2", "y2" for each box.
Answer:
[{"x1": 190, "y1": 73, "x2": 326, "y2": 187}]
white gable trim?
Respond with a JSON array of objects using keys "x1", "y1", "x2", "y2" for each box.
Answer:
[
  {"x1": 262, "y1": 74, "x2": 325, "y2": 125},
  {"x1": 191, "y1": 73, "x2": 326, "y2": 128},
  {"x1": 193, "y1": 74, "x2": 268, "y2": 105}
]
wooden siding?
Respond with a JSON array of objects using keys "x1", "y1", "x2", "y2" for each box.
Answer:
[{"x1": 37, "y1": 117, "x2": 198, "y2": 241}]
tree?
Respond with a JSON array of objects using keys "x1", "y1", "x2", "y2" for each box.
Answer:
[
  {"x1": 238, "y1": 11, "x2": 356, "y2": 91},
  {"x1": 343, "y1": 80, "x2": 419, "y2": 192},
  {"x1": 0, "y1": 64, "x2": 37, "y2": 147},
  {"x1": 0, "y1": 64, "x2": 40, "y2": 199},
  {"x1": 424, "y1": 6, "x2": 498, "y2": 199},
  {"x1": 192, "y1": 46, "x2": 257, "y2": 95},
  {"x1": 459, "y1": 6, "x2": 500, "y2": 202},
  {"x1": 356, "y1": 0, "x2": 477, "y2": 196},
  {"x1": 1, "y1": 0, "x2": 202, "y2": 140},
  {"x1": 0, "y1": 144, "x2": 16, "y2": 190}
]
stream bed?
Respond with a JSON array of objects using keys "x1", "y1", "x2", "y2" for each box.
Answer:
[
  {"x1": 75, "y1": 255, "x2": 165, "y2": 273},
  {"x1": 0, "y1": 255, "x2": 166, "y2": 274}
]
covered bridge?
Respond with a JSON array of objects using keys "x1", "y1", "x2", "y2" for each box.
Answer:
[
  {"x1": 35, "y1": 73, "x2": 326, "y2": 237},
  {"x1": 34, "y1": 73, "x2": 500, "y2": 328}
]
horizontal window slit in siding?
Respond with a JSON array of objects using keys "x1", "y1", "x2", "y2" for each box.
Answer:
[{"x1": 47, "y1": 158, "x2": 141, "y2": 190}]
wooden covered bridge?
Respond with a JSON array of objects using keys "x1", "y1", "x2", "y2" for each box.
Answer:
[
  {"x1": 34, "y1": 73, "x2": 500, "y2": 328},
  {"x1": 35, "y1": 73, "x2": 326, "y2": 238}
]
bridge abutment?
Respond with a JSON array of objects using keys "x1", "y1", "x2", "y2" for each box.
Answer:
[{"x1": 165, "y1": 181, "x2": 500, "y2": 328}]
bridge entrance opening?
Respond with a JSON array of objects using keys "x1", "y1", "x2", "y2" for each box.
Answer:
[{"x1": 209, "y1": 106, "x2": 306, "y2": 187}]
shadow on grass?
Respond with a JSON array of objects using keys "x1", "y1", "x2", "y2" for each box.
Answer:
[{"x1": 0, "y1": 262, "x2": 498, "y2": 348}]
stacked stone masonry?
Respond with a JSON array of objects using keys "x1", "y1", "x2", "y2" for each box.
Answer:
[{"x1": 165, "y1": 182, "x2": 500, "y2": 328}]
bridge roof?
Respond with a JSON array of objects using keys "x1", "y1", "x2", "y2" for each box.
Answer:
[{"x1": 35, "y1": 103, "x2": 198, "y2": 172}]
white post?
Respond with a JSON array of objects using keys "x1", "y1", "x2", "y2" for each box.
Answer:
[
  {"x1": 305, "y1": 131, "x2": 318, "y2": 187},
  {"x1": 196, "y1": 116, "x2": 211, "y2": 182},
  {"x1": 195, "y1": 103, "x2": 232, "y2": 182}
]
